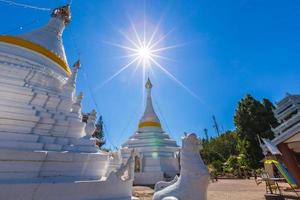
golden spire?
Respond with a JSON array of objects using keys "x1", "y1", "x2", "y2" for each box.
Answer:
[
  {"x1": 51, "y1": 4, "x2": 71, "y2": 25},
  {"x1": 145, "y1": 78, "x2": 152, "y2": 90},
  {"x1": 138, "y1": 78, "x2": 162, "y2": 130}
]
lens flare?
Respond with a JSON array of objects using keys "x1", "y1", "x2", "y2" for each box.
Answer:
[
  {"x1": 98, "y1": 18, "x2": 203, "y2": 103},
  {"x1": 138, "y1": 46, "x2": 151, "y2": 61}
]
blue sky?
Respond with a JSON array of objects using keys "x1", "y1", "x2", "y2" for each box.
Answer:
[{"x1": 1, "y1": 0, "x2": 299, "y2": 148}]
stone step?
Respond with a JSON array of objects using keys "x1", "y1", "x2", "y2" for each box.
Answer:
[
  {"x1": 0, "y1": 111, "x2": 39, "y2": 122},
  {"x1": 0, "y1": 160, "x2": 43, "y2": 173},
  {"x1": 32, "y1": 125, "x2": 53, "y2": 135},
  {"x1": 0, "y1": 89, "x2": 33, "y2": 100},
  {"x1": 32, "y1": 128, "x2": 50, "y2": 135},
  {"x1": 37, "y1": 111, "x2": 53, "y2": 119},
  {"x1": 0, "y1": 123, "x2": 34, "y2": 132},
  {"x1": 0, "y1": 104, "x2": 36, "y2": 116},
  {"x1": 44, "y1": 144, "x2": 62, "y2": 151},
  {"x1": 0, "y1": 126, "x2": 32, "y2": 134},
  {"x1": 52, "y1": 113, "x2": 67, "y2": 120},
  {"x1": 0, "y1": 99, "x2": 33, "y2": 110},
  {"x1": 0, "y1": 118, "x2": 37, "y2": 128},
  {"x1": 55, "y1": 137, "x2": 70, "y2": 145},
  {"x1": 0, "y1": 172, "x2": 38, "y2": 180},
  {"x1": 51, "y1": 131, "x2": 68, "y2": 137},
  {"x1": 0, "y1": 132, "x2": 39, "y2": 142},
  {"x1": 0, "y1": 64, "x2": 29, "y2": 79},
  {"x1": 33, "y1": 129, "x2": 72, "y2": 139},
  {"x1": 0, "y1": 74, "x2": 26, "y2": 87},
  {"x1": 39, "y1": 117, "x2": 55, "y2": 124},
  {"x1": 0, "y1": 141, "x2": 44, "y2": 151},
  {"x1": 35, "y1": 123, "x2": 53, "y2": 130},
  {"x1": 0, "y1": 149, "x2": 46, "y2": 161},
  {"x1": 52, "y1": 125, "x2": 68, "y2": 133},
  {"x1": 0, "y1": 92, "x2": 33, "y2": 105},
  {"x1": 52, "y1": 119, "x2": 68, "y2": 126},
  {"x1": 0, "y1": 93, "x2": 32, "y2": 105},
  {"x1": 70, "y1": 138, "x2": 96, "y2": 146},
  {"x1": 76, "y1": 145, "x2": 99, "y2": 153},
  {"x1": 30, "y1": 93, "x2": 49, "y2": 107},
  {"x1": 38, "y1": 136, "x2": 56, "y2": 144},
  {"x1": 57, "y1": 100, "x2": 73, "y2": 112},
  {"x1": 0, "y1": 80, "x2": 32, "y2": 94},
  {"x1": 45, "y1": 97, "x2": 61, "y2": 109},
  {"x1": 0, "y1": 98, "x2": 32, "y2": 109},
  {"x1": 63, "y1": 145, "x2": 76, "y2": 151}
]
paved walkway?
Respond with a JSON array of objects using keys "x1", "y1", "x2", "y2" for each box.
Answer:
[
  {"x1": 208, "y1": 179, "x2": 265, "y2": 200},
  {"x1": 133, "y1": 179, "x2": 299, "y2": 200},
  {"x1": 133, "y1": 179, "x2": 266, "y2": 200}
]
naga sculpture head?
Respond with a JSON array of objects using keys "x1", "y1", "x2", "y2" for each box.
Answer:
[
  {"x1": 153, "y1": 133, "x2": 209, "y2": 200},
  {"x1": 182, "y1": 133, "x2": 203, "y2": 152}
]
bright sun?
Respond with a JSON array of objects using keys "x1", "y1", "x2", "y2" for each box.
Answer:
[
  {"x1": 100, "y1": 20, "x2": 202, "y2": 102},
  {"x1": 104, "y1": 21, "x2": 171, "y2": 72},
  {"x1": 138, "y1": 46, "x2": 151, "y2": 61}
]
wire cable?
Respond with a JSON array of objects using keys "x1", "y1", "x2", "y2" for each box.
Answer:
[
  {"x1": 0, "y1": 0, "x2": 51, "y2": 11},
  {"x1": 116, "y1": 99, "x2": 141, "y2": 146},
  {"x1": 153, "y1": 95, "x2": 174, "y2": 138},
  {"x1": 81, "y1": 68, "x2": 118, "y2": 149}
]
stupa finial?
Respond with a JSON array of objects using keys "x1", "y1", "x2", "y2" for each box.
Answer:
[
  {"x1": 138, "y1": 77, "x2": 162, "y2": 130},
  {"x1": 73, "y1": 58, "x2": 81, "y2": 69},
  {"x1": 51, "y1": 4, "x2": 71, "y2": 25},
  {"x1": 145, "y1": 78, "x2": 152, "y2": 90}
]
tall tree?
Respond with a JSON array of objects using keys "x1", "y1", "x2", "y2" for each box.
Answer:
[
  {"x1": 93, "y1": 116, "x2": 106, "y2": 148},
  {"x1": 200, "y1": 131, "x2": 238, "y2": 172},
  {"x1": 234, "y1": 94, "x2": 278, "y2": 168}
]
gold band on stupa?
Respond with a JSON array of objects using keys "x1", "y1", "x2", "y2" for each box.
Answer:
[
  {"x1": 138, "y1": 121, "x2": 161, "y2": 128},
  {"x1": 0, "y1": 35, "x2": 71, "y2": 76}
]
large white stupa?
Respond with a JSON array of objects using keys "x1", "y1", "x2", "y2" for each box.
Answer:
[
  {"x1": 121, "y1": 79, "x2": 179, "y2": 185},
  {"x1": 0, "y1": 5, "x2": 133, "y2": 200}
]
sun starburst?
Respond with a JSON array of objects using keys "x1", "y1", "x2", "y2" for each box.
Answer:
[{"x1": 97, "y1": 18, "x2": 202, "y2": 103}]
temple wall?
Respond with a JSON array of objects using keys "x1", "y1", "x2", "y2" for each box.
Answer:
[
  {"x1": 159, "y1": 157, "x2": 179, "y2": 176},
  {"x1": 0, "y1": 174, "x2": 133, "y2": 200},
  {"x1": 0, "y1": 5, "x2": 134, "y2": 199},
  {"x1": 0, "y1": 149, "x2": 109, "y2": 181},
  {"x1": 0, "y1": 49, "x2": 98, "y2": 152},
  {"x1": 134, "y1": 172, "x2": 164, "y2": 185}
]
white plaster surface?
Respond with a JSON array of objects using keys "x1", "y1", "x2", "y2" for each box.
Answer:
[
  {"x1": 121, "y1": 80, "x2": 179, "y2": 185},
  {"x1": 0, "y1": 5, "x2": 134, "y2": 200}
]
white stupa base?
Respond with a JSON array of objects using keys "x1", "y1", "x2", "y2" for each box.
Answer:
[
  {"x1": 0, "y1": 149, "x2": 109, "y2": 180},
  {"x1": 0, "y1": 149, "x2": 134, "y2": 200},
  {"x1": 122, "y1": 149, "x2": 179, "y2": 185},
  {"x1": 0, "y1": 6, "x2": 136, "y2": 200},
  {"x1": 0, "y1": 175, "x2": 133, "y2": 200},
  {"x1": 134, "y1": 172, "x2": 164, "y2": 185}
]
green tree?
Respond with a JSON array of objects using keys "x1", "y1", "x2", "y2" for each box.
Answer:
[
  {"x1": 225, "y1": 155, "x2": 239, "y2": 174},
  {"x1": 200, "y1": 131, "x2": 238, "y2": 173},
  {"x1": 233, "y1": 94, "x2": 278, "y2": 168},
  {"x1": 93, "y1": 116, "x2": 106, "y2": 148}
]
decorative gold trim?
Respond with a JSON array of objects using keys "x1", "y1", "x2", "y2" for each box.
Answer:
[
  {"x1": 138, "y1": 121, "x2": 161, "y2": 128},
  {"x1": 0, "y1": 35, "x2": 71, "y2": 76}
]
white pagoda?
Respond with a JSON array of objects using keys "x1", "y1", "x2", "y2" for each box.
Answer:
[
  {"x1": 0, "y1": 5, "x2": 133, "y2": 200},
  {"x1": 121, "y1": 79, "x2": 179, "y2": 185}
]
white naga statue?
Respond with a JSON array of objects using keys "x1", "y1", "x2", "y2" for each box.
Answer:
[{"x1": 153, "y1": 133, "x2": 210, "y2": 200}]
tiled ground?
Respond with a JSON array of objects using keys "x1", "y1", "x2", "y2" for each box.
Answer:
[
  {"x1": 133, "y1": 179, "x2": 299, "y2": 200},
  {"x1": 207, "y1": 179, "x2": 265, "y2": 200}
]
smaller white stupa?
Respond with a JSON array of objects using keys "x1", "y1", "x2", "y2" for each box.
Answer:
[{"x1": 121, "y1": 78, "x2": 180, "y2": 185}]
